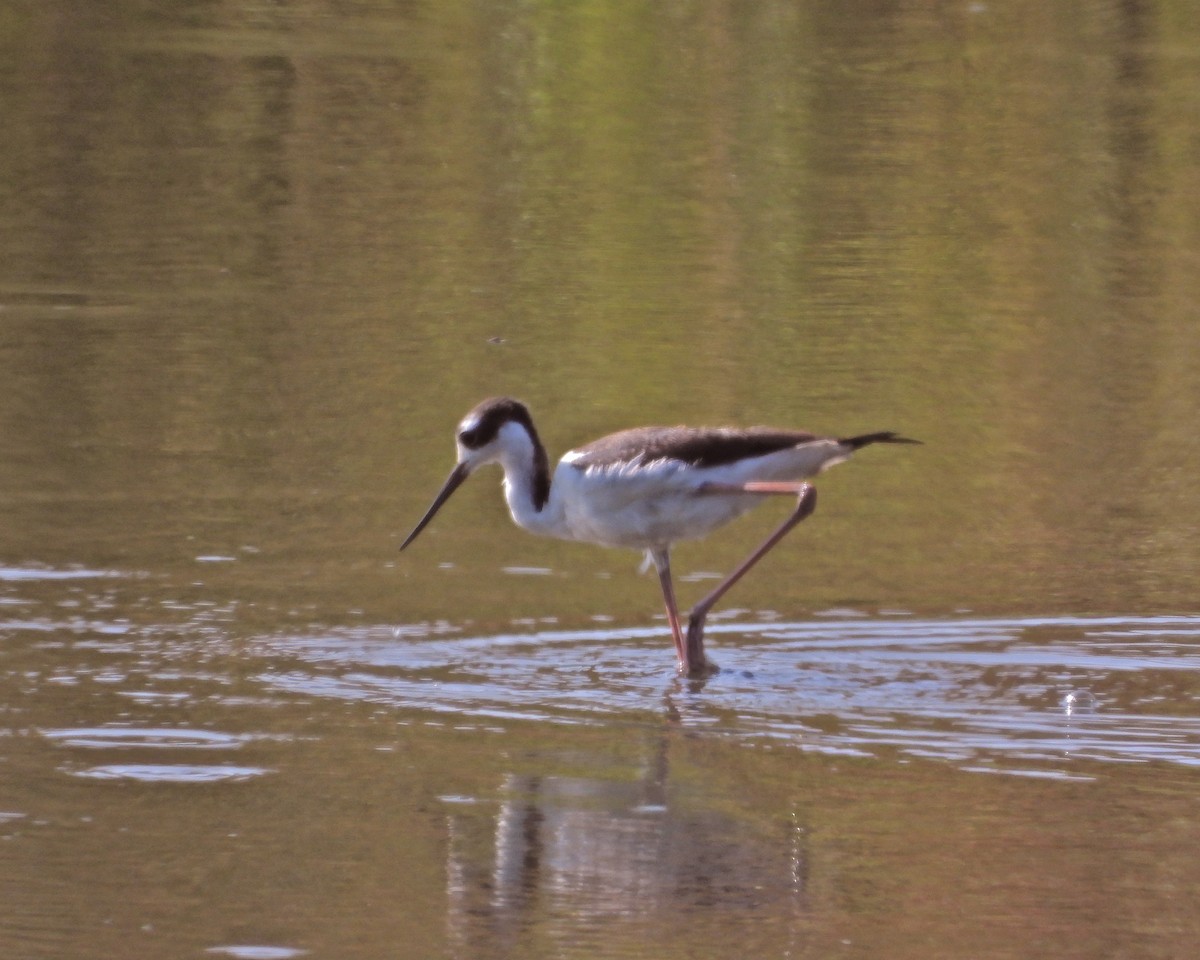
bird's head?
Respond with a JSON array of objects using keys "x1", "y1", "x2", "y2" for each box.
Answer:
[{"x1": 400, "y1": 397, "x2": 543, "y2": 550}]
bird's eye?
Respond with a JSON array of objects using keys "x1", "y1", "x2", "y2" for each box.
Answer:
[{"x1": 458, "y1": 426, "x2": 482, "y2": 448}]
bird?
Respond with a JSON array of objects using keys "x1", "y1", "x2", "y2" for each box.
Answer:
[{"x1": 400, "y1": 397, "x2": 919, "y2": 676}]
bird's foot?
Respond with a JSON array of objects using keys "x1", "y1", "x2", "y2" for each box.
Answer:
[{"x1": 680, "y1": 614, "x2": 718, "y2": 678}]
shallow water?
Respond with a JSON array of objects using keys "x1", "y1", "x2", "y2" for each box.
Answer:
[
  {"x1": 254, "y1": 613, "x2": 1200, "y2": 770},
  {"x1": 4, "y1": 572, "x2": 1200, "y2": 958},
  {"x1": 4, "y1": 0, "x2": 1200, "y2": 957}
]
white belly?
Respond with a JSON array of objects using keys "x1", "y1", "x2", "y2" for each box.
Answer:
[{"x1": 549, "y1": 460, "x2": 766, "y2": 549}]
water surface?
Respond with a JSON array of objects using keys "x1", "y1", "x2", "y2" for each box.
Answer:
[{"x1": 2, "y1": 1, "x2": 1200, "y2": 957}]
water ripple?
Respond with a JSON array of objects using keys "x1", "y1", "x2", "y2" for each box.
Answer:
[
  {"x1": 70, "y1": 764, "x2": 271, "y2": 783},
  {"x1": 252, "y1": 615, "x2": 1200, "y2": 773},
  {"x1": 41, "y1": 727, "x2": 246, "y2": 750}
]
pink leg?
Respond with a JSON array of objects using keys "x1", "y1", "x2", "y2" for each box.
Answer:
[
  {"x1": 649, "y1": 547, "x2": 688, "y2": 670},
  {"x1": 683, "y1": 483, "x2": 818, "y2": 673}
]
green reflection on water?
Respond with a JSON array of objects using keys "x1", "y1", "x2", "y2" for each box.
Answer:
[{"x1": 2, "y1": 3, "x2": 1200, "y2": 959}]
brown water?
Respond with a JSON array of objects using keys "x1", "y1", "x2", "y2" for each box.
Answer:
[{"x1": 3, "y1": 1, "x2": 1200, "y2": 958}]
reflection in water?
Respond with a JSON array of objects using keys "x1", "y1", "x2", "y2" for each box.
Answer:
[
  {"x1": 2, "y1": 574, "x2": 1200, "y2": 958},
  {"x1": 445, "y1": 744, "x2": 806, "y2": 958},
  {"x1": 69, "y1": 764, "x2": 271, "y2": 783},
  {"x1": 41, "y1": 727, "x2": 246, "y2": 749},
  {"x1": 39, "y1": 725, "x2": 276, "y2": 782},
  {"x1": 1061, "y1": 689, "x2": 1098, "y2": 716},
  {"x1": 204, "y1": 946, "x2": 309, "y2": 960}
]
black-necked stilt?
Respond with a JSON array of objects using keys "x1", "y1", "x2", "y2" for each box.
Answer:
[{"x1": 401, "y1": 397, "x2": 919, "y2": 676}]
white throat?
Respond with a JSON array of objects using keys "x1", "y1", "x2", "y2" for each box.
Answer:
[{"x1": 487, "y1": 421, "x2": 562, "y2": 537}]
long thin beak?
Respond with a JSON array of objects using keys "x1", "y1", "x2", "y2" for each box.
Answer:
[{"x1": 400, "y1": 462, "x2": 470, "y2": 551}]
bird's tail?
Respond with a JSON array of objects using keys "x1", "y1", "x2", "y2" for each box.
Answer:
[{"x1": 839, "y1": 431, "x2": 922, "y2": 449}]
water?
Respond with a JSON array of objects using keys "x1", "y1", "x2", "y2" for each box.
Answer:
[
  {"x1": 3, "y1": 1, "x2": 1200, "y2": 957},
  {"x1": 241, "y1": 613, "x2": 1200, "y2": 767},
  {"x1": 5, "y1": 571, "x2": 1200, "y2": 957}
]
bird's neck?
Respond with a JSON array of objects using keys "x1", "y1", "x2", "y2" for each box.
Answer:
[{"x1": 495, "y1": 423, "x2": 559, "y2": 536}]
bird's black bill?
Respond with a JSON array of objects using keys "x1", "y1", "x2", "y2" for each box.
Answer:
[{"x1": 399, "y1": 462, "x2": 469, "y2": 551}]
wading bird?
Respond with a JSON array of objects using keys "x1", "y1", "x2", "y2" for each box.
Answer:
[{"x1": 401, "y1": 397, "x2": 918, "y2": 676}]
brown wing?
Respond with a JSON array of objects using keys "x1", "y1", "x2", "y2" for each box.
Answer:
[{"x1": 568, "y1": 426, "x2": 821, "y2": 470}]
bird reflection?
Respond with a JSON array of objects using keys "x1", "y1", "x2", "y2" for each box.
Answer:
[{"x1": 443, "y1": 732, "x2": 808, "y2": 957}]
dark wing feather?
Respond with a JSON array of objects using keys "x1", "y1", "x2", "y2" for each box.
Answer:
[{"x1": 569, "y1": 426, "x2": 821, "y2": 470}]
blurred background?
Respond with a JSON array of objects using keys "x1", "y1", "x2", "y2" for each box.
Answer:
[
  {"x1": 2, "y1": 0, "x2": 1198, "y2": 623},
  {"x1": 2, "y1": 2, "x2": 1199, "y2": 958}
]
